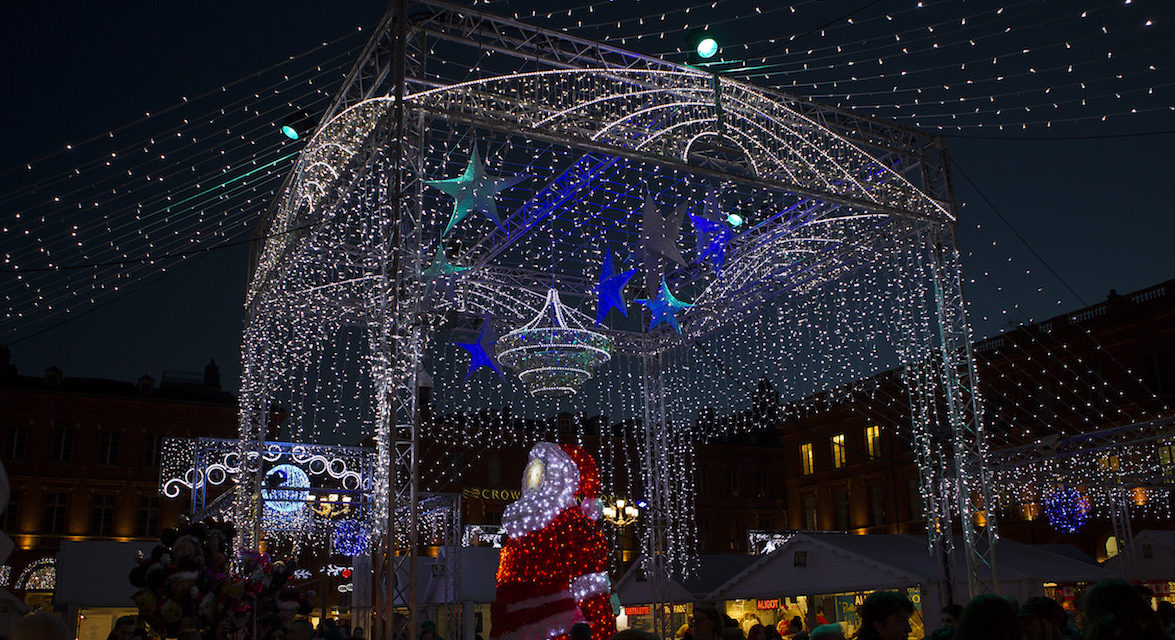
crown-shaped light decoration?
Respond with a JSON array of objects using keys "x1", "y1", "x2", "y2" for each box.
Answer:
[{"x1": 495, "y1": 288, "x2": 613, "y2": 397}]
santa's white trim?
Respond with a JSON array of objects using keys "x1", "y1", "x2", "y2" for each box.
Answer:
[
  {"x1": 570, "y1": 572, "x2": 610, "y2": 601},
  {"x1": 502, "y1": 443, "x2": 580, "y2": 539}
]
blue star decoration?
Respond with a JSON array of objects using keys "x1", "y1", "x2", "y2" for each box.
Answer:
[
  {"x1": 636, "y1": 278, "x2": 693, "y2": 333},
  {"x1": 422, "y1": 243, "x2": 468, "y2": 299},
  {"x1": 690, "y1": 190, "x2": 733, "y2": 276},
  {"x1": 455, "y1": 313, "x2": 503, "y2": 380},
  {"x1": 595, "y1": 249, "x2": 637, "y2": 325},
  {"x1": 425, "y1": 146, "x2": 527, "y2": 237}
]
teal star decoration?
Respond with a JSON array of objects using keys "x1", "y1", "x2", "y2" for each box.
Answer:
[
  {"x1": 455, "y1": 313, "x2": 503, "y2": 380},
  {"x1": 595, "y1": 249, "x2": 637, "y2": 325},
  {"x1": 690, "y1": 190, "x2": 733, "y2": 276},
  {"x1": 636, "y1": 278, "x2": 693, "y2": 333},
  {"x1": 425, "y1": 146, "x2": 527, "y2": 237},
  {"x1": 422, "y1": 243, "x2": 468, "y2": 299}
]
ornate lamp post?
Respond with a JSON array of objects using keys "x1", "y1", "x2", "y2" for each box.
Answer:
[{"x1": 601, "y1": 498, "x2": 640, "y2": 528}]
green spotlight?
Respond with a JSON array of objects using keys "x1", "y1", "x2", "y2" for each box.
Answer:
[
  {"x1": 280, "y1": 110, "x2": 315, "y2": 141},
  {"x1": 696, "y1": 36, "x2": 719, "y2": 59},
  {"x1": 727, "y1": 213, "x2": 744, "y2": 227}
]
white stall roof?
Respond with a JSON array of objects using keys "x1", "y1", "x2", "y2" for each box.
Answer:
[
  {"x1": 56, "y1": 541, "x2": 154, "y2": 607},
  {"x1": 423, "y1": 547, "x2": 500, "y2": 604},
  {"x1": 615, "y1": 555, "x2": 757, "y2": 605},
  {"x1": 709, "y1": 534, "x2": 1111, "y2": 600},
  {"x1": 1102, "y1": 530, "x2": 1175, "y2": 582}
]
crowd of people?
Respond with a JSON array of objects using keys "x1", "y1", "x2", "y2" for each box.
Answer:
[{"x1": 5, "y1": 577, "x2": 1173, "y2": 640}]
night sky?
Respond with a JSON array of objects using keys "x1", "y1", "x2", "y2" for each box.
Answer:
[{"x1": 3, "y1": 0, "x2": 1174, "y2": 393}]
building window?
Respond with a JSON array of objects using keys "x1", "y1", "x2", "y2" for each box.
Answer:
[
  {"x1": 136, "y1": 497, "x2": 159, "y2": 537},
  {"x1": 804, "y1": 497, "x2": 818, "y2": 530},
  {"x1": 51, "y1": 428, "x2": 74, "y2": 463},
  {"x1": 2, "y1": 427, "x2": 26, "y2": 461},
  {"x1": 831, "y1": 434, "x2": 846, "y2": 469},
  {"x1": 3, "y1": 491, "x2": 19, "y2": 532},
  {"x1": 727, "y1": 469, "x2": 739, "y2": 496},
  {"x1": 835, "y1": 490, "x2": 851, "y2": 530},
  {"x1": 865, "y1": 425, "x2": 880, "y2": 459},
  {"x1": 757, "y1": 469, "x2": 769, "y2": 498},
  {"x1": 98, "y1": 431, "x2": 121, "y2": 465},
  {"x1": 800, "y1": 443, "x2": 814, "y2": 476},
  {"x1": 42, "y1": 492, "x2": 68, "y2": 534},
  {"x1": 1098, "y1": 455, "x2": 1120, "y2": 471},
  {"x1": 1159, "y1": 440, "x2": 1175, "y2": 476},
  {"x1": 869, "y1": 485, "x2": 886, "y2": 526},
  {"x1": 143, "y1": 434, "x2": 162, "y2": 467},
  {"x1": 91, "y1": 495, "x2": 116, "y2": 536}
]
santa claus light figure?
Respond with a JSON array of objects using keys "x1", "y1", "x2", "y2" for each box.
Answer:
[{"x1": 492, "y1": 442, "x2": 617, "y2": 640}]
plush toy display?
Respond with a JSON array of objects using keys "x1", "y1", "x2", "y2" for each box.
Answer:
[
  {"x1": 129, "y1": 517, "x2": 314, "y2": 639},
  {"x1": 491, "y1": 443, "x2": 617, "y2": 640}
]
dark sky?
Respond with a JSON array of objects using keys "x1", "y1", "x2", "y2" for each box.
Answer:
[{"x1": 3, "y1": 0, "x2": 1174, "y2": 392}]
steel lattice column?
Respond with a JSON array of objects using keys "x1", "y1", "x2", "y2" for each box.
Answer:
[
  {"x1": 927, "y1": 225, "x2": 1000, "y2": 597},
  {"x1": 641, "y1": 350, "x2": 674, "y2": 640}
]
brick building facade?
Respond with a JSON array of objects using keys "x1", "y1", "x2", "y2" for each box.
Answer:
[{"x1": 0, "y1": 349, "x2": 237, "y2": 601}]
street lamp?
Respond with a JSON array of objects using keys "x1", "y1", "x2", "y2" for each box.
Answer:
[{"x1": 601, "y1": 498, "x2": 640, "y2": 527}]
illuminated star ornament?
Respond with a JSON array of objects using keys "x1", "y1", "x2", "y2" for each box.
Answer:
[
  {"x1": 690, "y1": 190, "x2": 733, "y2": 276},
  {"x1": 641, "y1": 193, "x2": 687, "y2": 268},
  {"x1": 422, "y1": 243, "x2": 468, "y2": 299},
  {"x1": 456, "y1": 312, "x2": 503, "y2": 380},
  {"x1": 637, "y1": 278, "x2": 693, "y2": 333},
  {"x1": 425, "y1": 146, "x2": 527, "y2": 236},
  {"x1": 595, "y1": 249, "x2": 637, "y2": 325}
]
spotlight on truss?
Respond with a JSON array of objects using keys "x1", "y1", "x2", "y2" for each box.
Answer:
[{"x1": 280, "y1": 110, "x2": 315, "y2": 141}]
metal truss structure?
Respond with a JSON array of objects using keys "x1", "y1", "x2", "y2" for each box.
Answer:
[{"x1": 238, "y1": 1, "x2": 998, "y2": 636}]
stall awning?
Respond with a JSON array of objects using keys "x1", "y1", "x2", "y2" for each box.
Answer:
[
  {"x1": 708, "y1": 534, "x2": 1111, "y2": 600},
  {"x1": 614, "y1": 555, "x2": 757, "y2": 605},
  {"x1": 1102, "y1": 530, "x2": 1175, "y2": 582}
]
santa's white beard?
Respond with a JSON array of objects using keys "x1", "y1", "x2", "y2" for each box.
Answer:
[
  {"x1": 502, "y1": 491, "x2": 574, "y2": 539},
  {"x1": 502, "y1": 442, "x2": 580, "y2": 539}
]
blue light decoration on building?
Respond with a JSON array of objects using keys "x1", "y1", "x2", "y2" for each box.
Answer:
[
  {"x1": 1044, "y1": 487, "x2": 1090, "y2": 534},
  {"x1": 332, "y1": 518, "x2": 369, "y2": 556},
  {"x1": 262, "y1": 464, "x2": 311, "y2": 514}
]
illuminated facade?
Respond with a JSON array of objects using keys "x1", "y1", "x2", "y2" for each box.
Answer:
[{"x1": 0, "y1": 352, "x2": 237, "y2": 601}]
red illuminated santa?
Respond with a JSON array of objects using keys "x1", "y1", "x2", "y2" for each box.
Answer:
[{"x1": 491, "y1": 443, "x2": 616, "y2": 640}]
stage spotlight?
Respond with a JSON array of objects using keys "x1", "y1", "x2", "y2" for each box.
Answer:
[
  {"x1": 280, "y1": 110, "x2": 315, "y2": 140},
  {"x1": 727, "y1": 213, "x2": 744, "y2": 227},
  {"x1": 688, "y1": 29, "x2": 720, "y2": 60}
]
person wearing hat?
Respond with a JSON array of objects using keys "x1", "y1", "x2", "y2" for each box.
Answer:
[{"x1": 1018, "y1": 596, "x2": 1066, "y2": 640}]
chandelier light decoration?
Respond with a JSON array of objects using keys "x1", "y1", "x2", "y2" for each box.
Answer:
[{"x1": 495, "y1": 288, "x2": 613, "y2": 397}]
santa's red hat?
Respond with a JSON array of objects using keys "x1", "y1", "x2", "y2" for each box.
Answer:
[{"x1": 559, "y1": 444, "x2": 602, "y2": 520}]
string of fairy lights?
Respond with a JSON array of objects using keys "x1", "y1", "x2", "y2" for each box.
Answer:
[{"x1": 6, "y1": 0, "x2": 1175, "y2": 562}]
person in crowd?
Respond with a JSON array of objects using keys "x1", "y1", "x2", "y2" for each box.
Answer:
[
  {"x1": 809, "y1": 624, "x2": 844, "y2": 640},
  {"x1": 953, "y1": 594, "x2": 1017, "y2": 640},
  {"x1": 350, "y1": 626, "x2": 365, "y2": 640},
  {"x1": 687, "y1": 605, "x2": 724, "y2": 640},
  {"x1": 1157, "y1": 600, "x2": 1175, "y2": 637},
  {"x1": 14, "y1": 612, "x2": 71, "y2": 640},
  {"x1": 787, "y1": 616, "x2": 809, "y2": 640},
  {"x1": 288, "y1": 619, "x2": 314, "y2": 640},
  {"x1": 1083, "y1": 578, "x2": 1167, "y2": 640},
  {"x1": 722, "y1": 615, "x2": 745, "y2": 640},
  {"x1": 748, "y1": 622, "x2": 766, "y2": 640},
  {"x1": 610, "y1": 630, "x2": 658, "y2": 640},
  {"x1": 815, "y1": 608, "x2": 829, "y2": 626},
  {"x1": 763, "y1": 625, "x2": 783, "y2": 640},
  {"x1": 1018, "y1": 596, "x2": 1067, "y2": 640},
  {"x1": 927, "y1": 603, "x2": 962, "y2": 640},
  {"x1": 571, "y1": 623, "x2": 593, "y2": 640},
  {"x1": 857, "y1": 592, "x2": 914, "y2": 640},
  {"x1": 106, "y1": 615, "x2": 137, "y2": 640}
]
